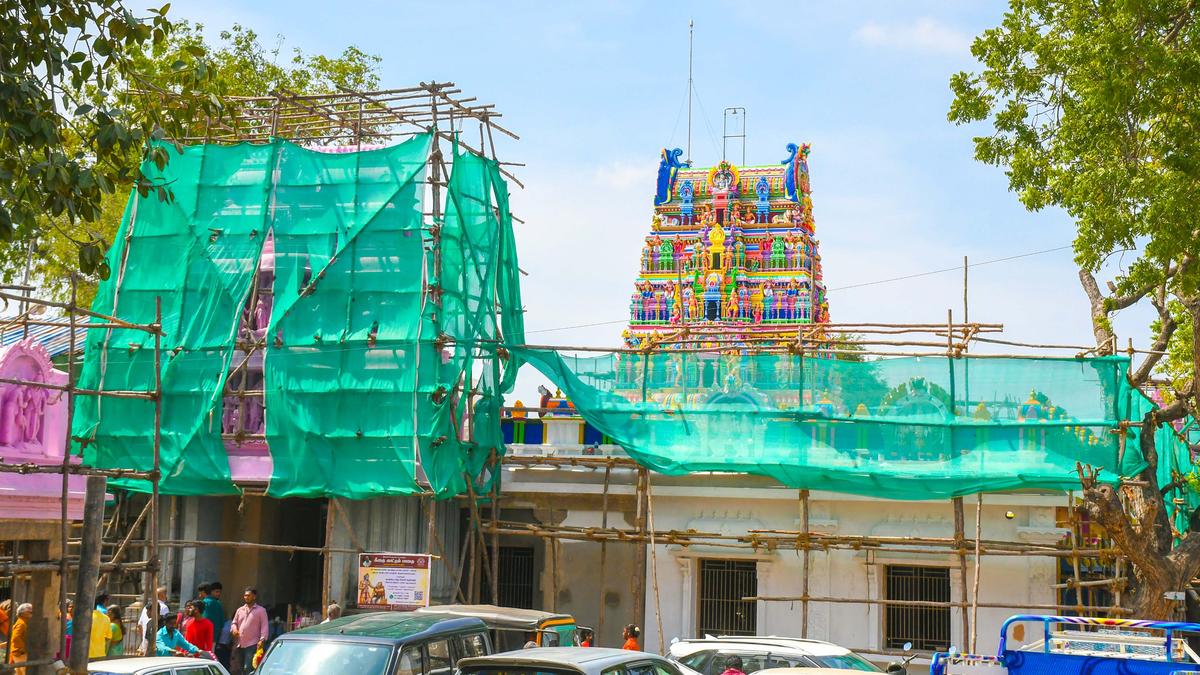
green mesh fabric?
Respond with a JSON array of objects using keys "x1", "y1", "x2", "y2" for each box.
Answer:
[
  {"x1": 263, "y1": 135, "x2": 434, "y2": 498},
  {"x1": 429, "y1": 144, "x2": 525, "y2": 496},
  {"x1": 74, "y1": 143, "x2": 276, "y2": 495},
  {"x1": 515, "y1": 349, "x2": 1195, "y2": 499},
  {"x1": 74, "y1": 135, "x2": 524, "y2": 499}
]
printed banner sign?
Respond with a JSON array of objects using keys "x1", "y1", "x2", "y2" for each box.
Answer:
[{"x1": 357, "y1": 553, "x2": 432, "y2": 610}]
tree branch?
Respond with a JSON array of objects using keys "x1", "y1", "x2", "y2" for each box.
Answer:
[
  {"x1": 1080, "y1": 269, "x2": 1116, "y2": 349},
  {"x1": 1130, "y1": 289, "x2": 1178, "y2": 386},
  {"x1": 1164, "y1": 0, "x2": 1198, "y2": 47}
]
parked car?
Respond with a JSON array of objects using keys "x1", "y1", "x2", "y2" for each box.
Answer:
[
  {"x1": 88, "y1": 656, "x2": 230, "y2": 675},
  {"x1": 459, "y1": 646, "x2": 686, "y2": 675},
  {"x1": 256, "y1": 611, "x2": 491, "y2": 675},
  {"x1": 417, "y1": 603, "x2": 579, "y2": 649},
  {"x1": 669, "y1": 637, "x2": 882, "y2": 675}
]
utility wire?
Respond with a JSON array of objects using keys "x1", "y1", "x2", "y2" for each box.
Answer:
[
  {"x1": 523, "y1": 244, "x2": 1074, "y2": 335},
  {"x1": 827, "y1": 245, "x2": 1072, "y2": 292}
]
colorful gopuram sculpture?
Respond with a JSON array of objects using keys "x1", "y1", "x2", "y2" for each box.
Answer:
[{"x1": 625, "y1": 143, "x2": 829, "y2": 348}]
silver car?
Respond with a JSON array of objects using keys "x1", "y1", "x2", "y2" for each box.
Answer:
[
  {"x1": 87, "y1": 656, "x2": 230, "y2": 675},
  {"x1": 459, "y1": 647, "x2": 686, "y2": 675}
]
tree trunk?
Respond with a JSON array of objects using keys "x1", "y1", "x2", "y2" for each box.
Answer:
[{"x1": 1128, "y1": 572, "x2": 1181, "y2": 620}]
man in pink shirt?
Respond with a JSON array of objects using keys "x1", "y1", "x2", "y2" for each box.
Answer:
[{"x1": 230, "y1": 587, "x2": 269, "y2": 675}]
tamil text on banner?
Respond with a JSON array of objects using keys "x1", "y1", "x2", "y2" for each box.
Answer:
[{"x1": 357, "y1": 553, "x2": 432, "y2": 610}]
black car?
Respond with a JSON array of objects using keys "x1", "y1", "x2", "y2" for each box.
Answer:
[{"x1": 256, "y1": 612, "x2": 491, "y2": 675}]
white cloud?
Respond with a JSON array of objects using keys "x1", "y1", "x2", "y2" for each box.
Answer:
[{"x1": 853, "y1": 17, "x2": 971, "y2": 56}]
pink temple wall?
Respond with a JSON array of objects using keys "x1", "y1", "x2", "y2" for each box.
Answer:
[{"x1": 0, "y1": 338, "x2": 85, "y2": 520}]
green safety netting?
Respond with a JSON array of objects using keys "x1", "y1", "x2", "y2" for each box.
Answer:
[
  {"x1": 74, "y1": 142, "x2": 276, "y2": 495},
  {"x1": 515, "y1": 348, "x2": 1197, "y2": 500},
  {"x1": 74, "y1": 134, "x2": 525, "y2": 499},
  {"x1": 72, "y1": 135, "x2": 1195, "y2": 505}
]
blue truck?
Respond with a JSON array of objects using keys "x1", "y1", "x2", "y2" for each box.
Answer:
[{"x1": 932, "y1": 615, "x2": 1200, "y2": 675}]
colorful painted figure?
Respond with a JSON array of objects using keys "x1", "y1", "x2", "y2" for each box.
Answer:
[
  {"x1": 655, "y1": 148, "x2": 684, "y2": 206},
  {"x1": 755, "y1": 176, "x2": 771, "y2": 221}
]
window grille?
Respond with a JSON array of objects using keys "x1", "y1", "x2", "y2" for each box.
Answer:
[
  {"x1": 697, "y1": 559, "x2": 758, "y2": 637},
  {"x1": 495, "y1": 546, "x2": 535, "y2": 609},
  {"x1": 885, "y1": 565, "x2": 950, "y2": 651}
]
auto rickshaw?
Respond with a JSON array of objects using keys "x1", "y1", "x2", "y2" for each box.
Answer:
[{"x1": 417, "y1": 604, "x2": 579, "y2": 651}]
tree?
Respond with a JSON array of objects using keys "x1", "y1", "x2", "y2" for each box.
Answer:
[
  {"x1": 0, "y1": 19, "x2": 381, "y2": 304},
  {"x1": 0, "y1": 0, "x2": 221, "y2": 287},
  {"x1": 950, "y1": 0, "x2": 1200, "y2": 618}
]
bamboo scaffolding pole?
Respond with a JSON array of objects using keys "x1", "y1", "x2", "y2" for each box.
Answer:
[
  {"x1": 953, "y1": 496, "x2": 970, "y2": 645},
  {"x1": 0, "y1": 560, "x2": 155, "y2": 575},
  {"x1": 0, "y1": 376, "x2": 154, "y2": 399},
  {"x1": 58, "y1": 278, "x2": 76, "y2": 660},
  {"x1": 480, "y1": 520, "x2": 1123, "y2": 558},
  {"x1": 1069, "y1": 491, "x2": 1086, "y2": 615},
  {"x1": 322, "y1": 498, "x2": 334, "y2": 612},
  {"x1": 632, "y1": 467, "x2": 648, "y2": 636},
  {"x1": 0, "y1": 462, "x2": 154, "y2": 480},
  {"x1": 150, "y1": 539, "x2": 362, "y2": 555},
  {"x1": 800, "y1": 489, "x2": 811, "y2": 639},
  {"x1": 146, "y1": 296, "x2": 163, "y2": 657},
  {"x1": 647, "y1": 472, "x2": 664, "y2": 654},
  {"x1": 971, "y1": 493, "x2": 983, "y2": 652},
  {"x1": 745, "y1": 595, "x2": 1129, "y2": 615},
  {"x1": 0, "y1": 288, "x2": 162, "y2": 332},
  {"x1": 598, "y1": 463, "x2": 612, "y2": 645},
  {"x1": 490, "y1": 453, "x2": 501, "y2": 607},
  {"x1": 97, "y1": 499, "x2": 153, "y2": 588}
]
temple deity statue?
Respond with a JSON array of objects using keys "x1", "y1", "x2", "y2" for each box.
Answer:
[
  {"x1": 659, "y1": 237, "x2": 673, "y2": 271},
  {"x1": 726, "y1": 284, "x2": 740, "y2": 321}
]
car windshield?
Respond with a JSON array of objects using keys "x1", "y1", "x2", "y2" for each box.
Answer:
[
  {"x1": 257, "y1": 640, "x2": 393, "y2": 675},
  {"x1": 807, "y1": 654, "x2": 881, "y2": 672}
]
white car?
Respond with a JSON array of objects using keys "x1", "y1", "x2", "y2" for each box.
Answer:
[
  {"x1": 88, "y1": 656, "x2": 230, "y2": 675},
  {"x1": 669, "y1": 636, "x2": 882, "y2": 675}
]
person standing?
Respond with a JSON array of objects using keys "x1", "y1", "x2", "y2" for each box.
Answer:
[
  {"x1": 201, "y1": 583, "x2": 225, "y2": 640},
  {"x1": 215, "y1": 618, "x2": 233, "y2": 670},
  {"x1": 106, "y1": 605, "x2": 125, "y2": 656},
  {"x1": 230, "y1": 587, "x2": 268, "y2": 675},
  {"x1": 88, "y1": 593, "x2": 112, "y2": 658},
  {"x1": 183, "y1": 601, "x2": 214, "y2": 652},
  {"x1": 137, "y1": 587, "x2": 170, "y2": 655},
  {"x1": 8, "y1": 603, "x2": 31, "y2": 675},
  {"x1": 621, "y1": 624, "x2": 640, "y2": 651}
]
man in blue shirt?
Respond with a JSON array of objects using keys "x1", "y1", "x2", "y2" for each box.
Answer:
[{"x1": 156, "y1": 613, "x2": 203, "y2": 657}]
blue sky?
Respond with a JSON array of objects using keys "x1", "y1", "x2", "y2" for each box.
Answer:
[{"x1": 169, "y1": 0, "x2": 1154, "y2": 400}]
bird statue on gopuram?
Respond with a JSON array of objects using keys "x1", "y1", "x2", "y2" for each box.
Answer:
[{"x1": 624, "y1": 143, "x2": 828, "y2": 350}]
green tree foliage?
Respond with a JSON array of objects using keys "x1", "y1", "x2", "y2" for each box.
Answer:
[
  {"x1": 0, "y1": 16, "x2": 381, "y2": 304},
  {"x1": 950, "y1": 0, "x2": 1200, "y2": 618},
  {"x1": 0, "y1": 0, "x2": 220, "y2": 290}
]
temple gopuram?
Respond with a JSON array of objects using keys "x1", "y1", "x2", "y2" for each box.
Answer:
[{"x1": 623, "y1": 143, "x2": 829, "y2": 349}]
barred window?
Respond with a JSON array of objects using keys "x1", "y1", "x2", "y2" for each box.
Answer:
[
  {"x1": 885, "y1": 565, "x2": 950, "y2": 651},
  {"x1": 697, "y1": 559, "x2": 757, "y2": 637}
]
